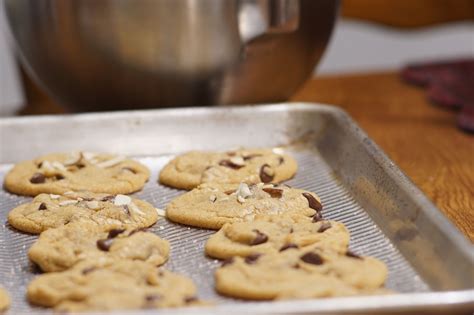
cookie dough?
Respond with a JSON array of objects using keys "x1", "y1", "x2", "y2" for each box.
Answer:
[
  {"x1": 0, "y1": 287, "x2": 9, "y2": 312},
  {"x1": 8, "y1": 191, "x2": 159, "y2": 234},
  {"x1": 4, "y1": 151, "x2": 150, "y2": 196},
  {"x1": 166, "y1": 182, "x2": 322, "y2": 229},
  {"x1": 215, "y1": 247, "x2": 388, "y2": 300},
  {"x1": 159, "y1": 148, "x2": 297, "y2": 190},
  {"x1": 29, "y1": 221, "x2": 169, "y2": 272},
  {"x1": 27, "y1": 259, "x2": 200, "y2": 311},
  {"x1": 206, "y1": 215, "x2": 349, "y2": 259}
]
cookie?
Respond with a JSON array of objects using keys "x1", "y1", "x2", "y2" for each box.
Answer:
[
  {"x1": 205, "y1": 215, "x2": 349, "y2": 259},
  {"x1": 8, "y1": 191, "x2": 158, "y2": 234},
  {"x1": 215, "y1": 247, "x2": 388, "y2": 300},
  {"x1": 166, "y1": 182, "x2": 322, "y2": 229},
  {"x1": 159, "y1": 148, "x2": 297, "y2": 190},
  {"x1": 27, "y1": 259, "x2": 200, "y2": 311},
  {"x1": 4, "y1": 151, "x2": 150, "y2": 196},
  {"x1": 0, "y1": 287, "x2": 10, "y2": 312},
  {"x1": 29, "y1": 221, "x2": 169, "y2": 272}
]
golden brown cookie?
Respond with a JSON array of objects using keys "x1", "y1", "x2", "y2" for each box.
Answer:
[
  {"x1": 166, "y1": 182, "x2": 322, "y2": 229},
  {"x1": 27, "y1": 259, "x2": 200, "y2": 312},
  {"x1": 4, "y1": 152, "x2": 149, "y2": 196},
  {"x1": 159, "y1": 148, "x2": 297, "y2": 190},
  {"x1": 215, "y1": 247, "x2": 388, "y2": 300},
  {"x1": 206, "y1": 215, "x2": 349, "y2": 259},
  {"x1": 8, "y1": 191, "x2": 158, "y2": 234},
  {"x1": 29, "y1": 221, "x2": 169, "y2": 272}
]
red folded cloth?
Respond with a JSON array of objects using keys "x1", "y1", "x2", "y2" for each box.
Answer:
[{"x1": 401, "y1": 58, "x2": 474, "y2": 133}]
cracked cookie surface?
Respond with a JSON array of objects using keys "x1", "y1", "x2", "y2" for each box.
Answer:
[
  {"x1": 29, "y1": 221, "x2": 169, "y2": 272},
  {"x1": 8, "y1": 191, "x2": 158, "y2": 234},
  {"x1": 4, "y1": 152, "x2": 149, "y2": 196},
  {"x1": 166, "y1": 183, "x2": 322, "y2": 229},
  {"x1": 159, "y1": 148, "x2": 297, "y2": 190}
]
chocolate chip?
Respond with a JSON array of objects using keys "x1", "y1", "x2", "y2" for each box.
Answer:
[
  {"x1": 145, "y1": 294, "x2": 161, "y2": 302},
  {"x1": 122, "y1": 167, "x2": 137, "y2": 174},
  {"x1": 101, "y1": 195, "x2": 115, "y2": 202},
  {"x1": 107, "y1": 228, "x2": 126, "y2": 239},
  {"x1": 157, "y1": 270, "x2": 164, "y2": 277},
  {"x1": 219, "y1": 159, "x2": 244, "y2": 170},
  {"x1": 221, "y1": 257, "x2": 234, "y2": 267},
  {"x1": 224, "y1": 190, "x2": 235, "y2": 195},
  {"x1": 279, "y1": 243, "x2": 298, "y2": 252},
  {"x1": 250, "y1": 229, "x2": 268, "y2": 245},
  {"x1": 262, "y1": 187, "x2": 283, "y2": 198},
  {"x1": 259, "y1": 164, "x2": 274, "y2": 183},
  {"x1": 346, "y1": 250, "x2": 362, "y2": 260},
  {"x1": 76, "y1": 163, "x2": 85, "y2": 169},
  {"x1": 81, "y1": 267, "x2": 96, "y2": 275},
  {"x1": 96, "y1": 238, "x2": 113, "y2": 251},
  {"x1": 300, "y1": 252, "x2": 324, "y2": 265},
  {"x1": 184, "y1": 296, "x2": 198, "y2": 304},
  {"x1": 37, "y1": 162, "x2": 43, "y2": 168},
  {"x1": 54, "y1": 174, "x2": 65, "y2": 181},
  {"x1": 292, "y1": 263, "x2": 300, "y2": 269},
  {"x1": 243, "y1": 154, "x2": 262, "y2": 161},
  {"x1": 302, "y1": 193, "x2": 323, "y2": 212},
  {"x1": 312, "y1": 212, "x2": 323, "y2": 222},
  {"x1": 30, "y1": 173, "x2": 46, "y2": 184},
  {"x1": 278, "y1": 156, "x2": 284, "y2": 165},
  {"x1": 244, "y1": 254, "x2": 261, "y2": 264},
  {"x1": 38, "y1": 202, "x2": 47, "y2": 210},
  {"x1": 317, "y1": 221, "x2": 331, "y2": 233}
]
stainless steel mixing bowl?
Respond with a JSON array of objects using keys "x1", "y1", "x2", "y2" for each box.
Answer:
[{"x1": 5, "y1": 0, "x2": 338, "y2": 111}]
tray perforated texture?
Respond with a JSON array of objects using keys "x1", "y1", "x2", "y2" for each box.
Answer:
[{"x1": 0, "y1": 149, "x2": 429, "y2": 313}]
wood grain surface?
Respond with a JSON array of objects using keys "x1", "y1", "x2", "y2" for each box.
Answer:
[{"x1": 292, "y1": 71, "x2": 474, "y2": 241}]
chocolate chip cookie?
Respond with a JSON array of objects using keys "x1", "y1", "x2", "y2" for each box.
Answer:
[
  {"x1": 29, "y1": 221, "x2": 169, "y2": 272},
  {"x1": 166, "y1": 182, "x2": 322, "y2": 229},
  {"x1": 206, "y1": 215, "x2": 349, "y2": 259},
  {"x1": 215, "y1": 247, "x2": 388, "y2": 300},
  {"x1": 8, "y1": 191, "x2": 158, "y2": 234},
  {"x1": 4, "y1": 151, "x2": 150, "y2": 196},
  {"x1": 27, "y1": 259, "x2": 200, "y2": 311},
  {"x1": 159, "y1": 148, "x2": 297, "y2": 190},
  {"x1": 0, "y1": 287, "x2": 9, "y2": 312}
]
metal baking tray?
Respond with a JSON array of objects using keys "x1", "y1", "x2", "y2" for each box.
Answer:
[{"x1": 0, "y1": 103, "x2": 472, "y2": 314}]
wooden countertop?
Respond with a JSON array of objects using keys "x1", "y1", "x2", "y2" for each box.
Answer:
[
  {"x1": 292, "y1": 71, "x2": 474, "y2": 241},
  {"x1": 18, "y1": 71, "x2": 474, "y2": 241}
]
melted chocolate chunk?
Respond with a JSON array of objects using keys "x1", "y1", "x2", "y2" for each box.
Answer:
[
  {"x1": 221, "y1": 257, "x2": 235, "y2": 267},
  {"x1": 302, "y1": 193, "x2": 323, "y2": 212},
  {"x1": 346, "y1": 250, "x2": 362, "y2": 260},
  {"x1": 81, "y1": 267, "x2": 96, "y2": 275},
  {"x1": 30, "y1": 173, "x2": 46, "y2": 184},
  {"x1": 38, "y1": 202, "x2": 47, "y2": 210},
  {"x1": 278, "y1": 156, "x2": 285, "y2": 165},
  {"x1": 262, "y1": 187, "x2": 283, "y2": 198},
  {"x1": 107, "y1": 228, "x2": 126, "y2": 239},
  {"x1": 250, "y1": 229, "x2": 268, "y2": 245},
  {"x1": 244, "y1": 254, "x2": 261, "y2": 264},
  {"x1": 224, "y1": 190, "x2": 235, "y2": 195},
  {"x1": 184, "y1": 296, "x2": 198, "y2": 304},
  {"x1": 219, "y1": 159, "x2": 244, "y2": 170},
  {"x1": 76, "y1": 163, "x2": 85, "y2": 169},
  {"x1": 243, "y1": 154, "x2": 262, "y2": 161},
  {"x1": 54, "y1": 174, "x2": 65, "y2": 181},
  {"x1": 317, "y1": 221, "x2": 332, "y2": 233},
  {"x1": 300, "y1": 252, "x2": 324, "y2": 265},
  {"x1": 96, "y1": 238, "x2": 114, "y2": 251},
  {"x1": 259, "y1": 164, "x2": 274, "y2": 183},
  {"x1": 122, "y1": 167, "x2": 137, "y2": 174},
  {"x1": 279, "y1": 243, "x2": 298, "y2": 252},
  {"x1": 37, "y1": 162, "x2": 43, "y2": 168},
  {"x1": 312, "y1": 212, "x2": 323, "y2": 222}
]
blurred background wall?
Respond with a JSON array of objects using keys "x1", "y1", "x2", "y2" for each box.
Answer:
[{"x1": 0, "y1": 0, "x2": 473, "y2": 114}]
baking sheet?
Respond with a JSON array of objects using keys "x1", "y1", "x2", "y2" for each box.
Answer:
[{"x1": 0, "y1": 103, "x2": 472, "y2": 314}]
